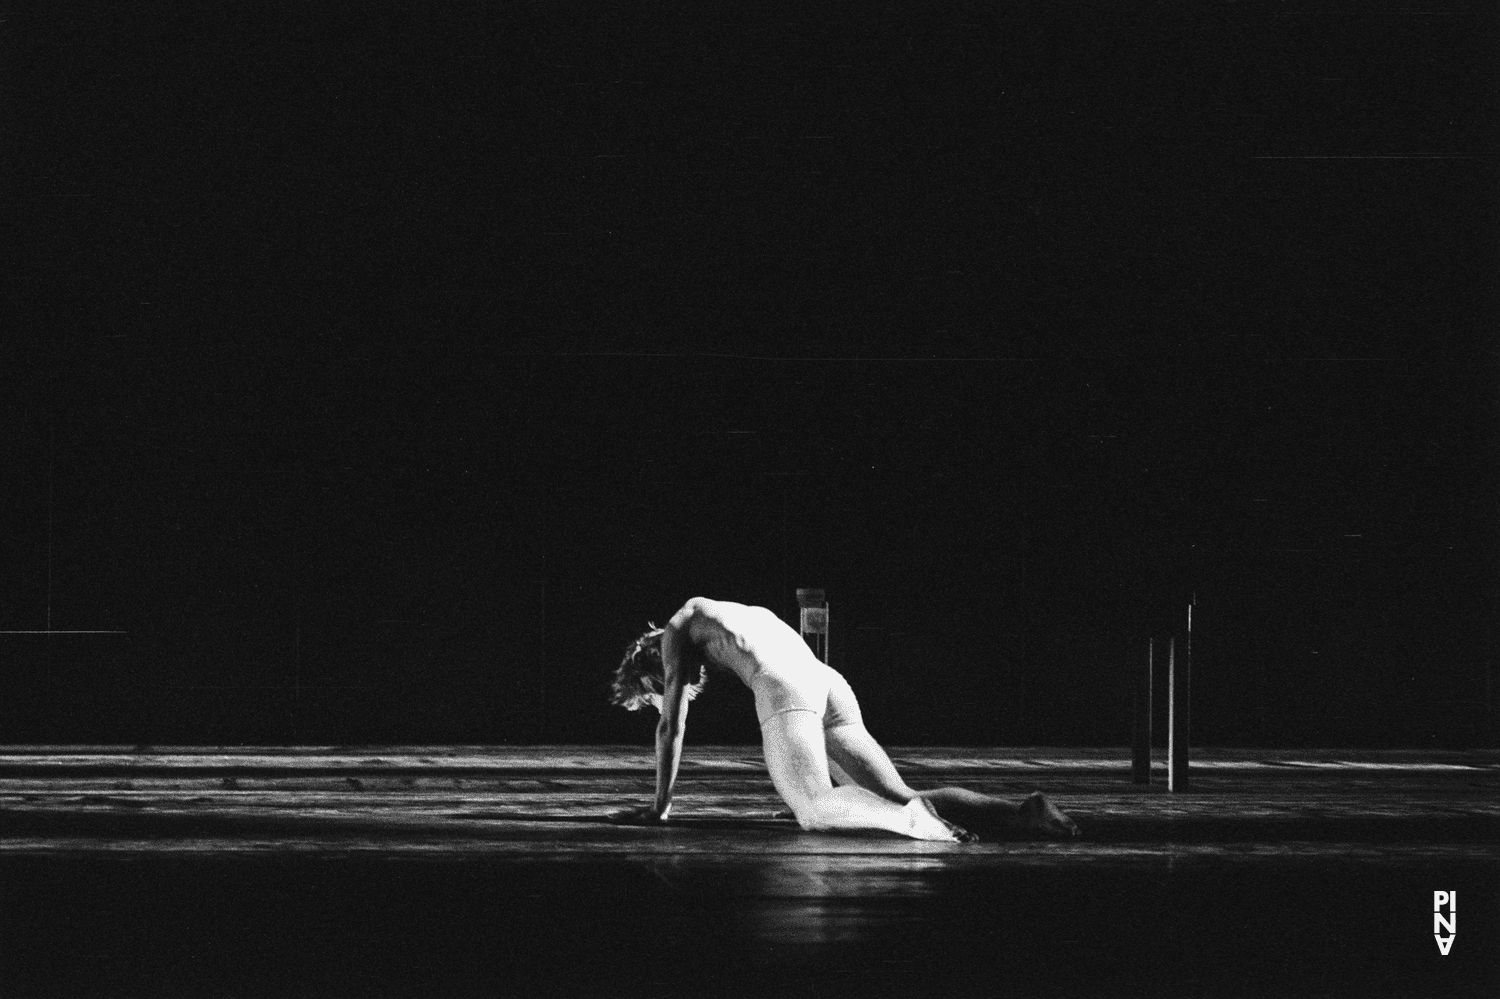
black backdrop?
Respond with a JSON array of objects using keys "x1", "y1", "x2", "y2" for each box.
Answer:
[{"x1": 6, "y1": 3, "x2": 1496, "y2": 747}]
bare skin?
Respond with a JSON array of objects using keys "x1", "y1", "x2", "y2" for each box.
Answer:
[{"x1": 610, "y1": 597, "x2": 1080, "y2": 842}]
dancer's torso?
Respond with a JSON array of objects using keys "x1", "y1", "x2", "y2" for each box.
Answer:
[{"x1": 683, "y1": 599, "x2": 824, "y2": 692}]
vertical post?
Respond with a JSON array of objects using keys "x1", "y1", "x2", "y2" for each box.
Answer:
[
  {"x1": 1168, "y1": 605, "x2": 1192, "y2": 792},
  {"x1": 1133, "y1": 638, "x2": 1153, "y2": 783},
  {"x1": 796, "y1": 588, "x2": 828, "y2": 664}
]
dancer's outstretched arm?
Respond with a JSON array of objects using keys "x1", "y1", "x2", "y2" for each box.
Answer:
[{"x1": 612, "y1": 619, "x2": 692, "y2": 824}]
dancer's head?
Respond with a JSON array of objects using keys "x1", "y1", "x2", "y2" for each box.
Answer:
[{"x1": 610, "y1": 624, "x2": 707, "y2": 712}]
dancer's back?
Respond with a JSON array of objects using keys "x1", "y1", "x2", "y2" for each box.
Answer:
[{"x1": 668, "y1": 597, "x2": 821, "y2": 689}]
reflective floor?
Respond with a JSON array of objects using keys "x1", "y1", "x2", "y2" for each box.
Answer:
[{"x1": 3, "y1": 747, "x2": 1497, "y2": 997}]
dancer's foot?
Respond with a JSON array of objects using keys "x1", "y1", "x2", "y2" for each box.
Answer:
[
  {"x1": 905, "y1": 796, "x2": 978, "y2": 843},
  {"x1": 1019, "y1": 791, "x2": 1080, "y2": 839}
]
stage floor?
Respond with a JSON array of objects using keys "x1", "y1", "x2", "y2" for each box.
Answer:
[{"x1": 3, "y1": 746, "x2": 1497, "y2": 997}]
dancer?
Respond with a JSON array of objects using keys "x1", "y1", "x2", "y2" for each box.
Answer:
[{"x1": 609, "y1": 597, "x2": 1080, "y2": 841}]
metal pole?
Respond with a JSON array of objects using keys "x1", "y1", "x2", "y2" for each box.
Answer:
[{"x1": 1168, "y1": 607, "x2": 1192, "y2": 792}]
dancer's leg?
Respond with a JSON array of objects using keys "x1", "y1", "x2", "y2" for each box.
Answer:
[
  {"x1": 824, "y1": 723, "x2": 1080, "y2": 839},
  {"x1": 821, "y1": 722, "x2": 919, "y2": 802},
  {"x1": 760, "y1": 711, "x2": 966, "y2": 841}
]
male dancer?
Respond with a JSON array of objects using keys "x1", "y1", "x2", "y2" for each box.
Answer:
[{"x1": 610, "y1": 597, "x2": 1080, "y2": 841}]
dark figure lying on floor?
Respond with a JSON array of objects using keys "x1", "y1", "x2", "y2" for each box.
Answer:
[{"x1": 609, "y1": 597, "x2": 1080, "y2": 842}]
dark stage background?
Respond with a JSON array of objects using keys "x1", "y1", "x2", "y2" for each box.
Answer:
[{"x1": 5, "y1": 3, "x2": 1497, "y2": 749}]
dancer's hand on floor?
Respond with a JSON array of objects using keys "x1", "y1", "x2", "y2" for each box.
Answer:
[{"x1": 609, "y1": 805, "x2": 669, "y2": 826}]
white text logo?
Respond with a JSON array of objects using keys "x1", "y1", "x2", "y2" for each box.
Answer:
[{"x1": 1434, "y1": 891, "x2": 1456, "y2": 955}]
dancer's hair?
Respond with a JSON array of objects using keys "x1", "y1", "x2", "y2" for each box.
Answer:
[{"x1": 610, "y1": 624, "x2": 708, "y2": 712}]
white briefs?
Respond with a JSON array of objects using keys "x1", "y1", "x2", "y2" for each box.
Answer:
[{"x1": 751, "y1": 660, "x2": 863, "y2": 730}]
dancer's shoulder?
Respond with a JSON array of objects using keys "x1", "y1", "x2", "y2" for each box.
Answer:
[
  {"x1": 668, "y1": 597, "x2": 751, "y2": 632},
  {"x1": 667, "y1": 596, "x2": 714, "y2": 630}
]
